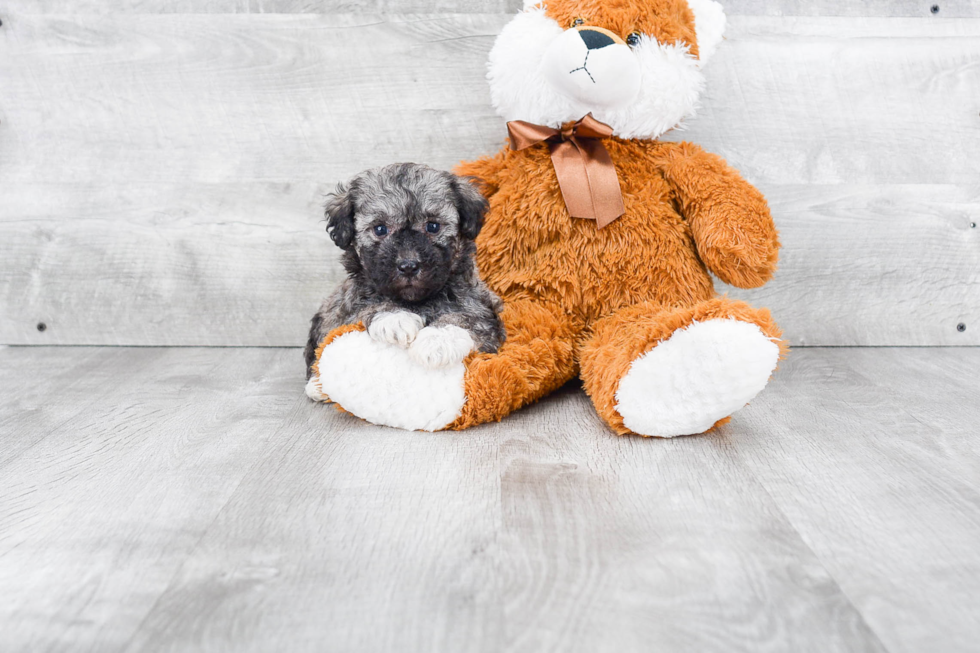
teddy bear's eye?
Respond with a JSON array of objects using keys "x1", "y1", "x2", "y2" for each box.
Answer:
[
  {"x1": 626, "y1": 31, "x2": 642, "y2": 47},
  {"x1": 425, "y1": 221, "x2": 441, "y2": 234},
  {"x1": 570, "y1": 17, "x2": 585, "y2": 27},
  {"x1": 373, "y1": 224, "x2": 388, "y2": 237}
]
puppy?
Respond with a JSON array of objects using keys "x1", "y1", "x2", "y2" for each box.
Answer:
[{"x1": 304, "y1": 163, "x2": 505, "y2": 381}]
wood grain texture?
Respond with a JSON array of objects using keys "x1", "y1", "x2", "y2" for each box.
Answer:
[
  {"x1": 1, "y1": 182, "x2": 332, "y2": 347},
  {"x1": 124, "y1": 391, "x2": 502, "y2": 653},
  {"x1": 729, "y1": 348, "x2": 980, "y2": 653},
  {"x1": 5, "y1": 0, "x2": 979, "y2": 16},
  {"x1": 1, "y1": 15, "x2": 978, "y2": 346},
  {"x1": 0, "y1": 347, "x2": 164, "y2": 469},
  {"x1": 0, "y1": 347, "x2": 307, "y2": 652},
  {"x1": 493, "y1": 385, "x2": 886, "y2": 653},
  {"x1": 1, "y1": 0, "x2": 524, "y2": 14},
  {"x1": 723, "y1": 184, "x2": 980, "y2": 347},
  {"x1": 2, "y1": 345, "x2": 980, "y2": 651},
  {"x1": 3, "y1": 183, "x2": 975, "y2": 347},
  {"x1": 4, "y1": 15, "x2": 979, "y2": 186}
]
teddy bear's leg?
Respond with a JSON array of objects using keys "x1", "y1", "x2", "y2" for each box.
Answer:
[
  {"x1": 308, "y1": 300, "x2": 578, "y2": 432},
  {"x1": 449, "y1": 299, "x2": 579, "y2": 430},
  {"x1": 308, "y1": 321, "x2": 472, "y2": 432},
  {"x1": 579, "y1": 297, "x2": 786, "y2": 437}
]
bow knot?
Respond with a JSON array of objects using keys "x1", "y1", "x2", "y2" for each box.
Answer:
[{"x1": 507, "y1": 114, "x2": 626, "y2": 228}]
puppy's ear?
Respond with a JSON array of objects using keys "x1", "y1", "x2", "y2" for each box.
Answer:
[
  {"x1": 324, "y1": 182, "x2": 356, "y2": 250},
  {"x1": 451, "y1": 176, "x2": 489, "y2": 240}
]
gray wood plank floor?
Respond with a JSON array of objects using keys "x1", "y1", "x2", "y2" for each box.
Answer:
[{"x1": 1, "y1": 346, "x2": 978, "y2": 652}]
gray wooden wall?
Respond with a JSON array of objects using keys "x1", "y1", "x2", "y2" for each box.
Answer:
[{"x1": 1, "y1": 1, "x2": 978, "y2": 347}]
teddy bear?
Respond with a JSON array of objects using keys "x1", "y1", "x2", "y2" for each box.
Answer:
[{"x1": 308, "y1": 0, "x2": 785, "y2": 437}]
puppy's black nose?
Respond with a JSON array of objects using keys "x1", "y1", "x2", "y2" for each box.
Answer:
[
  {"x1": 578, "y1": 28, "x2": 615, "y2": 50},
  {"x1": 396, "y1": 259, "x2": 420, "y2": 276}
]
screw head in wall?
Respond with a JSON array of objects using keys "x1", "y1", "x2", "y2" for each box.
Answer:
[
  {"x1": 931, "y1": 4, "x2": 940, "y2": 13},
  {"x1": 957, "y1": 323, "x2": 967, "y2": 333},
  {"x1": 37, "y1": 322, "x2": 47, "y2": 332}
]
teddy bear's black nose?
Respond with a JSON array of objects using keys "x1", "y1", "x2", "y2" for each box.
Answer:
[
  {"x1": 578, "y1": 29, "x2": 615, "y2": 50},
  {"x1": 396, "y1": 259, "x2": 420, "y2": 276}
]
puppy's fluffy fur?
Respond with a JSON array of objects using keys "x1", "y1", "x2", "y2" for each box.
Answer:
[{"x1": 305, "y1": 163, "x2": 505, "y2": 378}]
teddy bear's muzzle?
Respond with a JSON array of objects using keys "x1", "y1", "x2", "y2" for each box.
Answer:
[{"x1": 539, "y1": 26, "x2": 641, "y2": 110}]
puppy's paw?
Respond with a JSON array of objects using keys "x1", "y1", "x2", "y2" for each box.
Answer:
[
  {"x1": 368, "y1": 311, "x2": 424, "y2": 348},
  {"x1": 409, "y1": 325, "x2": 476, "y2": 369}
]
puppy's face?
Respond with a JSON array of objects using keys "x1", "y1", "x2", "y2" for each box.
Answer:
[{"x1": 324, "y1": 163, "x2": 488, "y2": 303}]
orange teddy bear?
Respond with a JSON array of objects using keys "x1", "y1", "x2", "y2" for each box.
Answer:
[{"x1": 309, "y1": 0, "x2": 785, "y2": 437}]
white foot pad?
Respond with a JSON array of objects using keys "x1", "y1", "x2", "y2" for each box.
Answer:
[
  {"x1": 312, "y1": 330, "x2": 467, "y2": 432},
  {"x1": 305, "y1": 374, "x2": 327, "y2": 402},
  {"x1": 615, "y1": 318, "x2": 780, "y2": 437}
]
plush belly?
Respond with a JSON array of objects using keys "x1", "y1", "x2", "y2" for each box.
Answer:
[{"x1": 476, "y1": 148, "x2": 715, "y2": 321}]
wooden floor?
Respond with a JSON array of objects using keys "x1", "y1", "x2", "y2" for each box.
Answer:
[{"x1": 0, "y1": 346, "x2": 977, "y2": 652}]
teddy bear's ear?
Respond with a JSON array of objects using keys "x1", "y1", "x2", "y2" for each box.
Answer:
[
  {"x1": 324, "y1": 182, "x2": 356, "y2": 251},
  {"x1": 687, "y1": 0, "x2": 727, "y2": 67}
]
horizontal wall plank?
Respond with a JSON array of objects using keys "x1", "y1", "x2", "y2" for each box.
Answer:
[
  {"x1": 4, "y1": 1, "x2": 978, "y2": 17},
  {"x1": 721, "y1": 184, "x2": 980, "y2": 347},
  {"x1": 2, "y1": 183, "x2": 976, "y2": 346},
  {"x1": 0, "y1": 182, "x2": 331, "y2": 347},
  {"x1": 1, "y1": 16, "x2": 978, "y2": 186},
  {"x1": 0, "y1": 14, "x2": 506, "y2": 186},
  {"x1": 1, "y1": 1, "x2": 522, "y2": 14},
  {"x1": 678, "y1": 17, "x2": 980, "y2": 186}
]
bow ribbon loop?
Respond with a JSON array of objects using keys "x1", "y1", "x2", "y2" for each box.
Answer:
[{"x1": 507, "y1": 114, "x2": 625, "y2": 228}]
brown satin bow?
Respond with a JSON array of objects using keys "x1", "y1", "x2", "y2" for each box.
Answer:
[{"x1": 507, "y1": 114, "x2": 625, "y2": 229}]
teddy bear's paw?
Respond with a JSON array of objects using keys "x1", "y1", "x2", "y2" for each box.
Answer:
[
  {"x1": 367, "y1": 311, "x2": 425, "y2": 348},
  {"x1": 316, "y1": 329, "x2": 467, "y2": 431},
  {"x1": 615, "y1": 318, "x2": 780, "y2": 437},
  {"x1": 305, "y1": 374, "x2": 328, "y2": 402},
  {"x1": 408, "y1": 325, "x2": 476, "y2": 369}
]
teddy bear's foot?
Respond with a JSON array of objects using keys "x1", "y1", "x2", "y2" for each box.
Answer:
[
  {"x1": 579, "y1": 297, "x2": 785, "y2": 437},
  {"x1": 305, "y1": 374, "x2": 328, "y2": 402},
  {"x1": 311, "y1": 326, "x2": 467, "y2": 432},
  {"x1": 615, "y1": 318, "x2": 780, "y2": 437}
]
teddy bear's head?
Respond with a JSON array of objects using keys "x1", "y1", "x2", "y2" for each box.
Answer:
[{"x1": 487, "y1": 0, "x2": 726, "y2": 139}]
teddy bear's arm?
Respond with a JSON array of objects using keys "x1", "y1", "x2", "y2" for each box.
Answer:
[
  {"x1": 658, "y1": 142, "x2": 779, "y2": 289},
  {"x1": 454, "y1": 147, "x2": 510, "y2": 198}
]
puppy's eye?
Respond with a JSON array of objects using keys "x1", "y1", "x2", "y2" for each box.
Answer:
[
  {"x1": 626, "y1": 32, "x2": 642, "y2": 47},
  {"x1": 570, "y1": 17, "x2": 585, "y2": 27},
  {"x1": 373, "y1": 224, "x2": 388, "y2": 237},
  {"x1": 425, "y1": 222, "x2": 441, "y2": 234}
]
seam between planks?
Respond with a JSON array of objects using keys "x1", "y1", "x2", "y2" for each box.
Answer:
[{"x1": 720, "y1": 431, "x2": 897, "y2": 653}]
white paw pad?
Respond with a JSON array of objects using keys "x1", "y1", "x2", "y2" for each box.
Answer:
[
  {"x1": 305, "y1": 374, "x2": 327, "y2": 402},
  {"x1": 615, "y1": 318, "x2": 780, "y2": 437},
  {"x1": 409, "y1": 325, "x2": 476, "y2": 369},
  {"x1": 368, "y1": 311, "x2": 424, "y2": 348},
  {"x1": 315, "y1": 330, "x2": 467, "y2": 432}
]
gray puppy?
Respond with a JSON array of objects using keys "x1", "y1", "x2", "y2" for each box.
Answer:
[{"x1": 305, "y1": 163, "x2": 505, "y2": 379}]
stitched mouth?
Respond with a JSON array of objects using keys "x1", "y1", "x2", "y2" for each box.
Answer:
[{"x1": 568, "y1": 51, "x2": 596, "y2": 84}]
